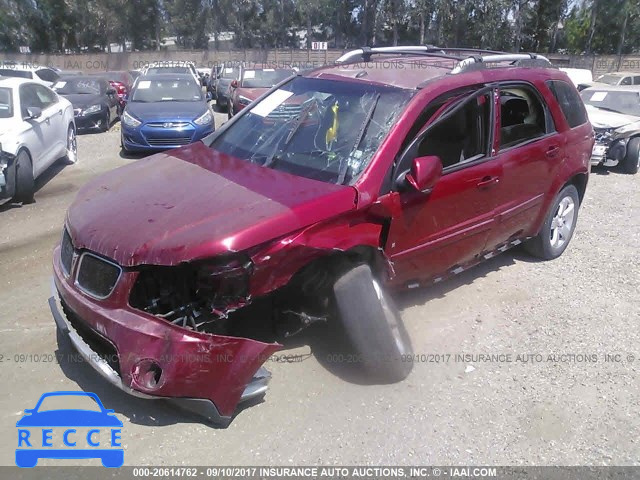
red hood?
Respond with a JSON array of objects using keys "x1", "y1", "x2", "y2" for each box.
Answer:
[
  {"x1": 236, "y1": 87, "x2": 268, "y2": 101},
  {"x1": 66, "y1": 142, "x2": 357, "y2": 267}
]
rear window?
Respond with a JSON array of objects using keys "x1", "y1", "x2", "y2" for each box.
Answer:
[
  {"x1": 0, "y1": 69, "x2": 32, "y2": 79},
  {"x1": 547, "y1": 80, "x2": 588, "y2": 128}
]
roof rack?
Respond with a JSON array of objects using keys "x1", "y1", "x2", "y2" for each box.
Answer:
[{"x1": 335, "y1": 46, "x2": 553, "y2": 74}]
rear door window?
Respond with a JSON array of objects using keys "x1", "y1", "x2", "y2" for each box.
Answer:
[
  {"x1": 499, "y1": 84, "x2": 552, "y2": 149},
  {"x1": 547, "y1": 80, "x2": 588, "y2": 129}
]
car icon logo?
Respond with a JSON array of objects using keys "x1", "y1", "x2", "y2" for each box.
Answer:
[
  {"x1": 16, "y1": 391, "x2": 123, "y2": 468},
  {"x1": 163, "y1": 122, "x2": 173, "y2": 128}
]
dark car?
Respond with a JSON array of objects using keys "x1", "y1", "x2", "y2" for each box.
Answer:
[
  {"x1": 214, "y1": 62, "x2": 241, "y2": 111},
  {"x1": 120, "y1": 73, "x2": 214, "y2": 153},
  {"x1": 228, "y1": 67, "x2": 296, "y2": 118},
  {"x1": 54, "y1": 76, "x2": 119, "y2": 132},
  {"x1": 50, "y1": 47, "x2": 593, "y2": 426},
  {"x1": 91, "y1": 71, "x2": 134, "y2": 112}
]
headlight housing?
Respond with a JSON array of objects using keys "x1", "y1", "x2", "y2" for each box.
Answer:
[
  {"x1": 194, "y1": 110, "x2": 213, "y2": 126},
  {"x1": 82, "y1": 104, "x2": 101, "y2": 115},
  {"x1": 122, "y1": 110, "x2": 141, "y2": 128}
]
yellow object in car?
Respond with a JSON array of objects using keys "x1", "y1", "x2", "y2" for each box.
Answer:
[{"x1": 326, "y1": 102, "x2": 339, "y2": 148}]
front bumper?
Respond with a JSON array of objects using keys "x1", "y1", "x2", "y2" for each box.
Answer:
[
  {"x1": 74, "y1": 110, "x2": 106, "y2": 131},
  {"x1": 121, "y1": 122, "x2": 214, "y2": 152},
  {"x1": 50, "y1": 246, "x2": 280, "y2": 424}
]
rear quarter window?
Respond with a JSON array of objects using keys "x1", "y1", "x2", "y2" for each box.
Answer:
[{"x1": 547, "y1": 80, "x2": 588, "y2": 129}]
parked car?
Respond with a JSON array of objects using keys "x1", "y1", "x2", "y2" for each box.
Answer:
[
  {"x1": 559, "y1": 67, "x2": 593, "y2": 91},
  {"x1": 580, "y1": 85, "x2": 640, "y2": 174},
  {"x1": 141, "y1": 61, "x2": 199, "y2": 84},
  {"x1": 228, "y1": 67, "x2": 296, "y2": 118},
  {"x1": 120, "y1": 74, "x2": 214, "y2": 153},
  {"x1": 0, "y1": 77, "x2": 76, "y2": 203},
  {"x1": 207, "y1": 65, "x2": 223, "y2": 99},
  {"x1": 0, "y1": 65, "x2": 60, "y2": 87},
  {"x1": 593, "y1": 71, "x2": 640, "y2": 87},
  {"x1": 215, "y1": 62, "x2": 242, "y2": 111},
  {"x1": 54, "y1": 76, "x2": 119, "y2": 132},
  {"x1": 93, "y1": 71, "x2": 134, "y2": 112},
  {"x1": 51, "y1": 47, "x2": 592, "y2": 425}
]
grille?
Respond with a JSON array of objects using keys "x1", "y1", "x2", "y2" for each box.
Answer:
[
  {"x1": 60, "y1": 229, "x2": 74, "y2": 276},
  {"x1": 267, "y1": 104, "x2": 302, "y2": 119},
  {"x1": 594, "y1": 128, "x2": 613, "y2": 144},
  {"x1": 60, "y1": 298, "x2": 121, "y2": 375},
  {"x1": 147, "y1": 136, "x2": 192, "y2": 146},
  {"x1": 146, "y1": 121, "x2": 190, "y2": 128},
  {"x1": 76, "y1": 253, "x2": 122, "y2": 299}
]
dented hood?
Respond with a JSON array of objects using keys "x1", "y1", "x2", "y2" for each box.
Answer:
[
  {"x1": 66, "y1": 142, "x2": 357, "y2": 266},
  {"x1": 585, "y1": 104, "x2": 640, "y2": 129}
]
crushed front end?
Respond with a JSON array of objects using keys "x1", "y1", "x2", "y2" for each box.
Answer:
[
  {"x1": 50, "y1": 228, "x2": 281, "y2": 425},
  {"x1": 590, "y1": 127, "x2": 628, "y2": 167}
]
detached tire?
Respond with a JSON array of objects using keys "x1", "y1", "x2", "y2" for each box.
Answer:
[
  {"x1": 333, "y1": 264, "x2": 413, "y2": 383},
  {"x1": 524, "y1": 184, "x2": 580, "y2": 260},
  {"x1": 14, "y1": 150, "x2": 35, "y2": 204},
  {"x1": 621, "y1": 137, "x2": 640, "y2": 175}
]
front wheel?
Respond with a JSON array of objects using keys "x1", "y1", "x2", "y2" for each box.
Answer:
[
  {"x1": 101, "y1": 110, "x2": 110, "y2": 132},
  {"x1": 62, "y1": 125, "x2": 77, "y2": 164},
  {"x1": 621, "y1": 137, "x2": 640, "y2": 174},
  {"x1": 524, "y1": 184, "x2": 580, "y2": 260},
  {"x1": 333, "y1": 264, "x2": 413, "y2": 383},
  {"x1": 14, "y1": 150, "x2": 35, "y2": 204}
]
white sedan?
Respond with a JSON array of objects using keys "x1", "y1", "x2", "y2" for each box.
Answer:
[{"x1": 0, "y1": 76, "x2": 76, "y2": 203}]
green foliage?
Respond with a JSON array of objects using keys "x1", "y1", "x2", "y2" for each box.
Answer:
[{"x1": 0, "y1": 0, "x2": 638, "y2": 53}]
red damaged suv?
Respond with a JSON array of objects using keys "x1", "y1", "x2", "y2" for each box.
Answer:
[{"x1": 50, "y1": 47, "x2": 593, "y2": 425}]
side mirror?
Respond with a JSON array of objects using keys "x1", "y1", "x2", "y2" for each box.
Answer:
[
  {"x1": 404, "y1": 155, "x2": 442, "y2": 193},
  {"x1": 230, "y1": 79, "x2": 238, "y2": 89},
  {"x1": 25, "y1": 107, "x2": 42, "y2": 119}
]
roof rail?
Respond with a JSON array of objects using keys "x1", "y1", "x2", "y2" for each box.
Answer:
[
  {"x1": 335, "y1": 46, "x2": 462, "y2": 64},
  {"x1": 451, "y1": 53, "x2": 552, "y2": 74}
]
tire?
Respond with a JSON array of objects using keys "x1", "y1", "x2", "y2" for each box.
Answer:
[
  {"x1": 62, "y1": 125, "x2": 77, "y2": 165},
  {"x1": 101, "y1": 109, "x2": 110, "y2": 132},
  {"x1": 13, "y1": 150, "x2": 35, "y2": 204},
  {"x1": 333, "y1": 264, "x2": 413, "y2": 383},
  {"x1": 524, "y1": 184, "x2": 580, "y2": 260},
  {"x1": 621, "y1": 137, "x2": 640, "y2": 175}
]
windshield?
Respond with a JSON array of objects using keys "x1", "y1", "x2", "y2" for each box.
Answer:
[
  {"x1": 242, "y1": 69, "x2": 295, "y2": 88},
  {"x1": 595, "y1": 74, "x2": 622, "y2": 86},
  {"x1": 131, "y1": 78, "x2": 202, "y2": 102},
  {"x1": 581, "y1": 90, "x2": 640, "y2": 117},
  {"x1": 0, "y1": 87, "x2": 13, "y2": 118},
  {"x1": 211, "y1": 77, "x2": 413, "y2": 185},
  {"x1": 54, "y1": 78, "x2": 103, "y2": 95},
  {"x1": 146, "y1": 67, "x2": 191, "y2": 75}
]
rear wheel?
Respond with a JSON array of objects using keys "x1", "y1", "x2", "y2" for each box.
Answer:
[
  {"x1": 14, "y1": 150, "x2": 35, "y2": 204},
  {"x1": 333, "y1": 264, "x2": 413, "y2": 383},
  {"x1": 524, "y1": 184, "x2": 580, "y2": 260},
  {"x1": 621, "y1": 137, "x2": 640, "y2": 174}
]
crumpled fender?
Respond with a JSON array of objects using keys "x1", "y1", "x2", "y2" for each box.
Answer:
[{"x1": 248, "y1": 214, "x2": 388, "y2": 298}]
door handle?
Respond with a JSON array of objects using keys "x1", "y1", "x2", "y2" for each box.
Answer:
[
  {"x1": 546, "y1": 146, "x2": 560, "y2": 158},
  {"x1": 477, "y1": 176, "x2": 500, "y2": 189}
]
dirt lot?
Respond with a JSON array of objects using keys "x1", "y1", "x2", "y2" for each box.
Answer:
[{"x1": 0, "y1": 113, "x2": 638, "y2": 466}]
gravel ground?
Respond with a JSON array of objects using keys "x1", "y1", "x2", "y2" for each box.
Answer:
[{"x1": 0, "y1": 112, "x2": 638, "y2": 466}]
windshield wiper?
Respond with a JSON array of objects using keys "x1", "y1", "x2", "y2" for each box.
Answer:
[
  {"x1": 337, "y1": 93, "x2": 380, "y2": 185},
  {"x1": 589, "y1": 105, "x2": 625, "y2": 114},
  {"x1": 283, "y1": 99, "x2": 317, "y2": 147}
]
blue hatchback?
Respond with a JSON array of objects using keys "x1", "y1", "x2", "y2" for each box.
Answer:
[
  {"x1": 121, "y1": 73, "x2": 215, "y2": 153},
  {"x1": 16, "y1": 391, "x2": 124, "y2": 468}
]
